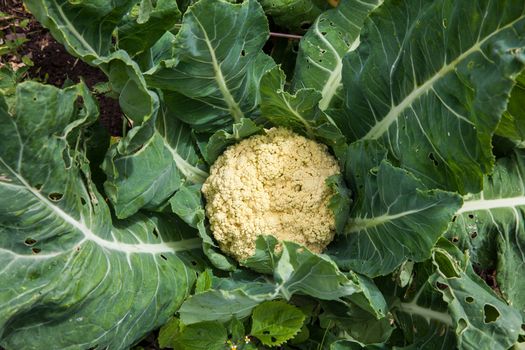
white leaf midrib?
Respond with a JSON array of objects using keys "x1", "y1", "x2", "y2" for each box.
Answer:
[
  {"x1": 361, "y1": 13, "x2": 525, "y2": 140},
  {"x1": 458, "y1": 196, "x2": 525, "y2": 214},
  {"x1": 53, "y1": 0, "x2": 98, "y2": 56},
  {"x1": 348, "y1": 208, "x2": 426, "y2": 232},
  {"x1": 192, "y1": 14, "x2": 244, "y2": 123},
  {"x1": 159, "y1": 120, "x2": 208, "y2": 183},
  {"x1": 1, "y1": 158, "x2": 201, "y2": 255}
]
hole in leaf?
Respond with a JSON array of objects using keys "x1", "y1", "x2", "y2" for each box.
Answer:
[
  {"x1": 457, "y1": 318, "x2": 467, "y2": 333},
  {"x1": 48, "y1": 192, "x2": 63, "y2": 201},
  {"x1": 160, "y1": 254, "x2": 167, "y2": 261},
  {"x1": 263, "y1": 331, "x2": 270, "y2": 335},
  {"x1": 33, "y1": 97, "x2": 37, "y2": 101},
  {"x1": 465, "y1": 296, "x2": 474, "y2": 303},
  {"x1": 483, "y1": 304, "x2": 500, "y2": 323},
  {"x1": 321, "y1": 31, "x2": 327, "y2": 35},
  {"x1": 428, "y1": 152, "x2": 439, "y2": 166},
  {"x1": 80, "y1": 197, "x2": 86, "y2": 205},
  {"x1": 300, "y1": 21, "x2": 311, "y2": 30},
  {"x1": 522, "y1": 324, "x2": 525, "y2": 332},
  {"x1": 191, "y1": 260, "x2": 197, "y2": 266},
  {"x1": 452, "y1": 215, "x2": 457, "y2": 222},
  {"x1": 452, "y1": 236, "x2": 459, "y2": 243},
  {"x1": 271, "y1": 337, "x2": 277, "y2": 343},
  {"x1": 153, "y1": 228, "x2": 159, "y2": 238},
  {"x1": 436, "y1": 282, "x2": 448, "y2": 290},
  {"x1": 35, "y1": 183, "x2": 43, "y2": 190},
  {"x1": 468, "y1": 214, "x2": 474, "y2": 219},
  {"x1": 24, "y1": 238, "x2": 37, "y2": 246},
  {"x1": 32, "y1": 247, "x2": 41, "y2": 254},
  {"x1": 241, "y1": 49, "x2": 246, "y2": 57},
  {"x1": 471, "y1": 232, "x2": 477, "y2": 238}
]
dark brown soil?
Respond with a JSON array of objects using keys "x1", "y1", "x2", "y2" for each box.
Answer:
[{"x1": 0, "y1": 0, "x2": 123, "y2": 135}]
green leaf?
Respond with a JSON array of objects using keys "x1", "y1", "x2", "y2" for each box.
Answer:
[
  {"x1": 227, "y1": 317, "x2": 246, "y2": 344},
  {"x1": 169, "y1": 184, "x2": 237, "y2": 271},
  {"x1": 446, "y1": 150, "x2": 525, "y2": 315},
  {"x1": 181, "y1": 241, "x2": 362, "y2": 324},
  {"x1": 259, "y1": 66, "x2": 348, "y2": 155},
  {"x1": 177, "y1": 322, "x2": 228, "y2": 350},
  {"x1": 496, "y1": 72, "x2": 525, "y2": 147},
  {"x1": 336, "y1": 0, "x2": 525, "y2": 194},
  {"x1": 274, "y1": 241, "x2": 361, "y2": 300},
  {"x1": 346, "y1": 272, "x2": 387, "y2": 319},
  {"x1": 0, "y1": 82, "x2": 201, "y2": 349},
  {"x1": 158, "y1": 317, "x2": 183, "y2": 349},
  {"x1": 433, "y1": 241, "x2": 523, "y2": 350},
  {"x1": 24, "y1": 0, "x2": 134, "y2": 63},
  {"x1": 260, "y1": 66, "x2": 324, "y2": 136},
  {"x1": 94, "y1": 51, "x2": 158, "y2": 125},
  {"x1": 241, "y1": 235, "x2": 280, "y2": 274},
  {"x1": 179, "y1": 278, "x2": 277, "y2": 324},
  {"x1": 326, "y1": 174, "x2": 352, "y2": 235},
  {"x1": 195, "y1": 269, "x2": 213, "y2": 293},
  {"x1": 117, "y1": 0, "x2": 181, "y2": 57},
  {"x1": 103, "y1": 102, "x2": 208, "y2": 218},
  {"x1": 145, "y1": 0, "x2": 275, "y2": 132},
  {"x1": 293, "y1": 0, "x2": 383, "y2": 110},
  {"x1": 320, "y1": 300, "x2": 394, "y2": 345},
  {"x1": 328, "y1": 143, "x2": 463, "y2": 277},
  {"x1": 205, "y1": 118, "x2": 263, "y2": 164},
  {"x1": 257, "y1": 0, "x2": 330, "y2": 32},
  {"x1": 391, "y1": 261, "x2": 457, "y2": 349},
  {"x1": 251, "y1": 300, "x2": 306, "y2": 346}
]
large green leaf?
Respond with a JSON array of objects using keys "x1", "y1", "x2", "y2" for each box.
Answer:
[
  {"x1": 23, "y1": 0, "x2": 134, "y2": 63},
  {"x1": 336, "y1": 0, "x2": 525, "y2": 194},
  {"x1": 327, "y1": 142, "x2": 462, "y2": 277},
  {"x1": 446, "y1": 150, "x2": 525, "y2": 316},
  {"x1": 0, "y1": 82, "x2": 201, "y2": 349},
  {"x1": 432, "y1": 240, "x2": 522, "y2": 350},
  {"x1": 145, "y1": 0, "x2": 275, "y2": 133},
  {"x1": 180, "y1": 240, "x2": 362, "y2": 324},
  {"x1": 293, "y1": 0, "x2": 383, "y2": 110},
  {"x1": 391, "y1": 261, "x2": 457, "y2": 349}
]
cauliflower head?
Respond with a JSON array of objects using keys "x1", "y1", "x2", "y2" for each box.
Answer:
[{"x1": 201, "y1": 127, "x2": 340, "y2": 261}]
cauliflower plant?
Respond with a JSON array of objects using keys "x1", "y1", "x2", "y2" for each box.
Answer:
[{"x1": 202, "y1": 127, "x2": 340, "y2": 261}]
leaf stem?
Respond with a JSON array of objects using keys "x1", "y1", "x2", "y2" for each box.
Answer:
[{"x1": 269, "y1": 32, "x2": 303, "y2": 40}]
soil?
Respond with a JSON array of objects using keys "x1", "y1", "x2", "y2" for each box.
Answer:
[{"x1": 0, "y1": 0, "x2": 123, "y2": 135}]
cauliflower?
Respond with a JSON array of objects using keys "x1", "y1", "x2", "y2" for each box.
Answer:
[{"x1": 201, "y1": 127, "x2": 340, "y2": 261}]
